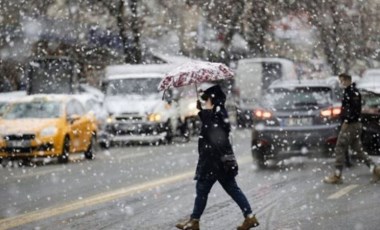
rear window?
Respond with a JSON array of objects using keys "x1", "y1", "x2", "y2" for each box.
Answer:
[
  {"x1": 265, "y1": 87, "x2": 333, "y2": 110},
  {"x1": 362, "y1": 92, "x2": 380, "y2": 110}
]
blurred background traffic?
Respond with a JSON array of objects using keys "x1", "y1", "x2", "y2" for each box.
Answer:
[{"x1": 0, "y1": 0, "x2": 379, "y2": 166}]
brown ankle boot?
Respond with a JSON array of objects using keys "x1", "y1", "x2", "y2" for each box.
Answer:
[
  {"x1": 323, "y1": 173, "x2": 343, "y2": 184},
  {"x1": 175, "y1": 218, "x2": 200, "y2": 230},
  {"x1": 237, "y1": 215, "x2": 259, "y2": 230},
  {"x1": 371, "y1": 166, "x2": 380, "y2": 183}
]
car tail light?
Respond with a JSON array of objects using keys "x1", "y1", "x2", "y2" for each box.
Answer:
[
  {"x1": 253, "y1": 109, "x2": 272, "y2": 119},
  {"x1": 232, "y1": 87, "x2": 240, "y2": 97},
  {"x1": 321, "y1": 107, "x2": 341, "y2": 117},
  {"x1": 325, "y1": 136, "x2": 338, "y2": 145}
]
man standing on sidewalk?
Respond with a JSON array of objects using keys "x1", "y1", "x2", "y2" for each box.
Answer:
[{"x1": 324, "y1": 73, "x2": 380, "y2": 184}]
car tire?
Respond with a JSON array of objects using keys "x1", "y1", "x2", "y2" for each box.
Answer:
[
  {"x1": 99, "y1": 140, "x2": 110, "y2": 149},
  {"x1": 252, "y1": 148, "x2": 268, "y2": 169},
  {"x1": 321, "y1": 144, "x2": 335, "y2": 158},
  {"x1": 58, "y1": 136, "x2": 70, "y2": 164},
  {"x1": 85, "y1": 135, "x2": 96, "y2": 160}
]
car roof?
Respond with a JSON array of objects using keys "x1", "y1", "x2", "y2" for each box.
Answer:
[
  {"x1": 363, "y1": 68, "x2": 380, "y2": 77},
  {"x1": 10, "y1": 94, "x2": 74, "y2": 103},
  {"x1": 237, "y1": 57, "x2": 294, "y2": 65},
  {"x1": 72, "y1": 93, "x2": 99, "y2": 104},
  {"x1": 269, "y1": 79, "x2": 332, "y2": 90},
  {"x1": 105, "y1": 73, "x2": 164, "y2": 80},
  {"x1": 0, "y1": 91, "x2": 27, "y2": 102}
]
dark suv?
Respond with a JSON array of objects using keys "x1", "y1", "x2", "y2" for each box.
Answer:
[{"x1": 251, "y1": 80, "x2": 341, "y2": 168}]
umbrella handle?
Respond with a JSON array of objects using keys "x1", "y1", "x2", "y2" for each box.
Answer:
[
  {"x1": 162, "y1": 90, "x2": 166, "y2": 101},
  {"x1": 195, "y1": 83, "x2": 199, "y2": 98}
]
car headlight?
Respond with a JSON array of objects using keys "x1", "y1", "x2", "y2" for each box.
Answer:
[
  {"x1": 106, "y1": 116, "x2": 114, "y2": 123},
  {"x1": 148, "y1": 113, "x2": 161, "y2": 122},
  {"x1": 188, "y1": 102, "x2": 197, "y2": 110},
  {"x1": 40, "y1": 126, "x2": 58, "y2": 137}
]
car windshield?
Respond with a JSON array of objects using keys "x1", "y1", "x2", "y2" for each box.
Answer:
[
  {"x1": 362, "y1": 93, "x2": 380, "y2": 109},
  {"x1": 2, "y1": 101, "x2": 62, "y2": 119},
  {"x1": 0, "y1": 102, "x2": 8, "y2": 115},
  {"x1": 105, "y1": 78, "x2": 162, "y2": 96},
  {"x1": 265, "y1": 87, "x2": 332, "y2": 110},
  {"x1": 361, "y1": 76, "x2": 379, "y2": 81}
]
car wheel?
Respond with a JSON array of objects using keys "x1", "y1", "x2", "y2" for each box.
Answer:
[
  {"x1": 99, "y1": 140, "x2": 110, "y2": 149},
  {"x1": 85, "y1": 135, "x2": 96, "y2": 160},
  {"x1": 182, "y1": 118, "x2": 194, "y2": 141},
  {"x1": 321, "y1": 144, "x2": 335, "y2": 158},
  {"x1": 58, "y1": 136, "x2": 70, "y2": 164},
  {"x1": 252, "y1": 148, "x2": 268, "y2": 169},
  {"x1": 21, "y1": 159, "x2": 34, "y2": 167}
]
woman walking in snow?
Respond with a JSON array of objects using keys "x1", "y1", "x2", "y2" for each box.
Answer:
[{"x1": 176, "y1": 84, "x2": 259, "y2": 230}]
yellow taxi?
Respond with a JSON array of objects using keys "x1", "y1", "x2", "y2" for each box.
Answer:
[{"x1": 0, "y1": 94, "x2": 97, "y2": 163}]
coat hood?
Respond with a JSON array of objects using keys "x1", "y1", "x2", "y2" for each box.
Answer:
[{"x1": 201, "y1": 85, "x2": 226, "y2": 106}]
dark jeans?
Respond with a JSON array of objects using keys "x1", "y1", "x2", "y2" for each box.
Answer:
[{"x1": 191, "y1": 176, "x2": 252, "y2": 219}]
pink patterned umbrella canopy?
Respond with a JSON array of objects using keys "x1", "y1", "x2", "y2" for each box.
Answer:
[{"x1": 158, "y1": 61, "x2": 234, "y2": 91}]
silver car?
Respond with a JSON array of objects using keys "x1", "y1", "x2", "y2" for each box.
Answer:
[{"x1": 251, "y1": 80, "x2": 341, "y2": 168}]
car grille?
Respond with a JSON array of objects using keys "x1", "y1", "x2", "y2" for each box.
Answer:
[
  {"x1": 106, "y1": 123, "x2": 164, "y2": 136},
  {"x1": 1, "y1": 143, "x2": 55, "y2": 154},
  {"x1": 3, "y1": 134, "x2": 36, "y2": 141},
  {"x1": 115, "y1": 113, "x2": 143, "y2": 121}
]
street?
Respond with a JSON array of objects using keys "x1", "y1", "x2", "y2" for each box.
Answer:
[{"x1": 0, "y1": 129, "x2": 379, "y2": 230}]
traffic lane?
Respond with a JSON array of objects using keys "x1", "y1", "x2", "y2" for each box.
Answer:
[
  {"x1": 0, "y1": 129, "x2": 251, "y2": 184},
  {"x1": 7, "y1": 155, "x2": 253, "y2": 230},
  {"x1": 18, "y1": 156, "x2": 380, "y2": 230},
  {"x1": 0, "y1": 142, "x2": 197, "y2": 219},
  {"x1": 0, "y1": 130, "x2": 251, "y2": 221},
  {"x1": 289, "y1": 166, "x2": 380, "y2": 230}
]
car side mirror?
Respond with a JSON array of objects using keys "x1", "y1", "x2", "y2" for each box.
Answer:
[{"x1": 67, "y1": 114, "x2": 80, "y2": 124}]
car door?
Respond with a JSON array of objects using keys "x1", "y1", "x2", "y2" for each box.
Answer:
[
  {"x1": 66, "y1": 100, "x2": 87, "y2": 152},
  {"x1": 72, "y1": 100, "x2": 93, "y2": 152},
  {"x1": 361, "y1": 92, "x2": 380, "y2": 155}
]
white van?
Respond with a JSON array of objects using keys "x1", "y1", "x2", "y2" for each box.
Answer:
[
  {"x1": 102, "y1": 63, "x2": 182, "y2": 145},
  {"x1": 233, "y1": 58, "x2": 298, "y2": 127}
]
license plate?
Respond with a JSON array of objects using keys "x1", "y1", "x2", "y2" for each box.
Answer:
[
  {"x1": 6, "y1": 141, "x2": 31, "y2": 148},
  {"x1": 286, "y1": 118, "x2": 313, "y2": 126},
  {"x1": 121, "y1": 124, "x2": 136, "y2": 131}
]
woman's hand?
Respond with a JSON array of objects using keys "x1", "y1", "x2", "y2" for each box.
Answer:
[{"x1": 196, "y1": 100, "x2": 202, "y2": 110}]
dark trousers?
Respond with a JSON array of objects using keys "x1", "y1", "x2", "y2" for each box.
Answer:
[
  {"x1": 335, "y1": 122, "x2": 374, "y2": 170},
  {"x1": 191, "y1": 176, "x2": 252, "y2": 219}
]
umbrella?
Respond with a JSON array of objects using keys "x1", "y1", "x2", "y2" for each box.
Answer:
[{"x1": 157, "y1": 61, "x2": 234, "y2": 95}]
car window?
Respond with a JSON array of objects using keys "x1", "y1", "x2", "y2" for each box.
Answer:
[
  {"x1": 72, "y1": 100, "x2": 85, "y2": 115},
  {"x1": 66, "y1": 101, "x2": 76, "y2": 116},
  {"x1": 266, "y1": 87, "x2": 332, "y2": 110},
  {"x1": 105, "y1": 78, "x2": 162, "y2": 96},
  {"x1": 362, "y1": 93, "x2": 380, "y2": 109},
  {"x1": 84, "y1": 99, "x2": 95, "y2": 112},
  {"x1": 67, "y1": 100, "x2": 85, "y2": 116},
  {"x1": 3, "y1": 101, "x2": 61, "y2": 119},
  {"x1": 0, "y1": 102, "x2": 10, "y2": 116}
]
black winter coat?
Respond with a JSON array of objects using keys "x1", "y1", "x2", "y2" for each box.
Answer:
[
  {"x1": 340, "y1": 83, "x2": 361, "y2": 124},
  {"x1": 194, "y1": 106, "x2": 238, "y2": 180}
]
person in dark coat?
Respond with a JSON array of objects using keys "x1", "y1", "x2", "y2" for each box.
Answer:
[
  {"x1": 324, "y1": 73, "x2": 380, "y2": 184},
  {"x1": 176, "y1": 85, "x2": 259, "y2": 230}
]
